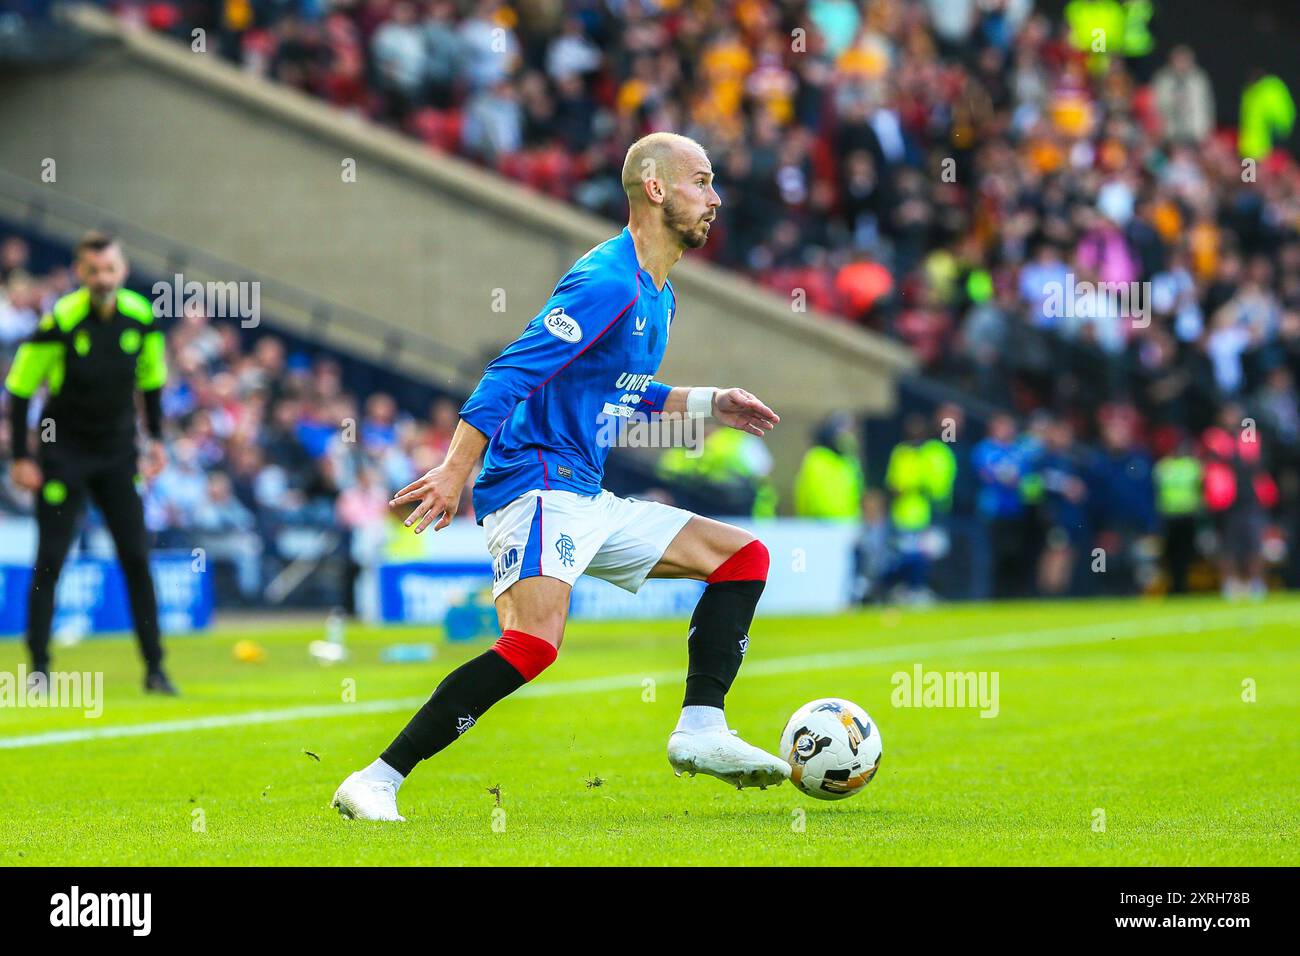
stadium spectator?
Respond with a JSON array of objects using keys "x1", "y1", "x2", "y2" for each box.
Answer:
[
  {"x1": 151, "y1": 436, "x2": 209, "y2": 539},
  {"x1": 462, "y1": 78, "x2": 524, "y2": 159},
  {"x1": 658, "y1": 422, "x2": 778, "y2": 518},
  {"x1": 1151, "y1": 45, "x2": 1215, "y2": 147},
  {"x1": 1036, "y1": 416, "x2": 1090, "y2": 595},
  {"x1": 0, "y1": 235, "x2": 31, "y2": 281},
  {"x1": 883, "y1": 413, "x2": 939, "y2": 603},
  {"x1": 370, "y1": 1, "x2": 428, "y2": 121},
  {"x1": 850, "y1": 488, "x2": 893, "y2": 605},
  {"x1": 1202, "y1": 402, "x2": 1278, "y2": 599},
  {"x1": 1154, "y1": 434, "x2": 1203, "y2": 594},
  {"x1": 973, "y1": 413, "x2": 1033, "y2": 599},
  {"x1": 1238, "y1": 69, "x2": 1295, "y2": 160},
  {"x1": 1089, "y1": 406, "x2": 1158, "y2": 595},
  {"x1": 0, "y1": 270, "x2": 40, "y2": 354},
  {"x1": 193, "y1": 471, "x2": 263, "y2": 600},
  {"x1": 792, "y1": 412, "x2": 865, "y2": 521}
]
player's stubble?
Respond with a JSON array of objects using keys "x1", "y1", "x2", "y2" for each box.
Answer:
[{"x1": 662, "y1": 193, "x2": 713, "y2": 249}]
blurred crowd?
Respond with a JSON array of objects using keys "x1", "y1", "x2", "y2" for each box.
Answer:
[
  {"x1": 13, "y1": 0, "x2": 1300, "y2": 602},
  {"x1": 113, "y1": 2, "x2": 1300, "y2": 456},
  {"x1": 789, "y1": 402, "x2": 1294, "y2": 603},
  {"x1": 110, "y1": 3, "x2": 1294, "y2": 336},
  {"x1": 0, "y1": 232, "x2": 469, "y2": 604}
]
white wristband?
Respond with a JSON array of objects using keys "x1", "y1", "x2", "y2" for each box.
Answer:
[{"x1": 686, "y1": 387, "x2": 716, "y2": 419}]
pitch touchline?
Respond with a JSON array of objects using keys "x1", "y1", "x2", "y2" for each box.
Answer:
[{"x1": 0, "y1": 605, "x2": 1285, "y2": 750}]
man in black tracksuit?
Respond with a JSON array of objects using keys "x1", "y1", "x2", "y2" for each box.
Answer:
[{"x1": 4, "y1": 232, "x2": 176, "y2": 693}]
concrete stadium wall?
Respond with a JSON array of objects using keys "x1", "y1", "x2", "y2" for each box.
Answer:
[{"x1": 0, "y1": 5, "x2": 915, "y2": 499}]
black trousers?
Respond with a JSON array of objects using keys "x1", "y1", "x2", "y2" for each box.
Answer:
[
  {"x1": 1163, "y1": 515, "x2": 1198, "y2": 594},
  {"x1": 990, "y1": 515, "x2": 1032, "y2": 600},
  {"x1": 27, "y1": 443, "x2": 162, "y2": 673}
]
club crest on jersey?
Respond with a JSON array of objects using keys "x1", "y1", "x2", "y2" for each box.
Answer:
[
  {"x1": 543, "y1": 307, "x2": 582, "y2": 343},
  {"x1": 556, "y1": 534, "x2": 576, "y2": 567}
]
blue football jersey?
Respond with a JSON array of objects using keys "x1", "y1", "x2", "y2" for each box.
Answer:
[{"x1": 460, "y1": 228, "x2": 677, "y2": 523}]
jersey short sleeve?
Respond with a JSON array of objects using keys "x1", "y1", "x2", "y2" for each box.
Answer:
[
  {"x1": 135, "y1": 329, "x2": 168, "y2": 391},
  {"x1": 3, "y1": 314, "x2": 62, "y2": 399},
  {"x1": 117, "y1": 288, "x2": 168, "y2": 393}
]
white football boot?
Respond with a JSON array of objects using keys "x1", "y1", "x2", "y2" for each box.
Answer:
[
  {"x1": 667, "y1": 728, "x2": 790, "y2": 790},
  {"x1": 331, "y1": 771, "x2": 406, "y2": 822}
]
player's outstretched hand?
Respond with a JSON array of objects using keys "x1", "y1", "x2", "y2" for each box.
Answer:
[
  {"x1": 714, "y1": 388, "x2": 780, "y2": 437},
  {"x1": 390, "y1": 464, "x2": 462, "y2": 534}
]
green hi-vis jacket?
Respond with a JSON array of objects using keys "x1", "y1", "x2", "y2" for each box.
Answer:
[{"x1": 4, "y1": 287, "x2": 167, "y2": 451}]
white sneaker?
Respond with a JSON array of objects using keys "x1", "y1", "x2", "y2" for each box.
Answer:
[
  {"x1": 331, "y1": 771, "x2": 406, "y2": 822},
  {"x1": 667, "y1": 728, "x2": 790, "y2": 790}
]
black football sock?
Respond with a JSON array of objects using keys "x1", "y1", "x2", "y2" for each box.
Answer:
[
  {"x1": 682, "y1": 579, "x2": 765, "y2": 709},
  {"x1": 380, "y1": 629, "x2": 555, "y2": 776},
  {"x1": 682, "y1": 540, "x2": 770, "y2": 710}
]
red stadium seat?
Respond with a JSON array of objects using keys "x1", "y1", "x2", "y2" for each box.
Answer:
[{"x1": 408, "y1": 108, "x2": 464, "y2": 154}]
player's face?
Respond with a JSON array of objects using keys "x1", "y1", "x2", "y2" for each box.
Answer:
[
  {"x1": 77, "y1": 245, "x2": 128, "y2": 303},
  {"x1": 664, "y1": 153, "x2": 720, "y2": 249}
]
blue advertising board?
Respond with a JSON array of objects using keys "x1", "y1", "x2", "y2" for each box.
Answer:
[
  {"x1": 371, "y1": 519, "x2": 856, "y2": 624},
  {"x1": 0, "y1": 551, "x2": 214, "y2": 638},
  {"x1": 377, "y1": 561, "x2": 494, "y2": 625},
  {"x1": 378, "y1": 561, "x2": 707, "y2": 624}
]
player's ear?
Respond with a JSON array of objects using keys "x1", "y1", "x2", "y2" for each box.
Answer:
[{"x1": 639, "y1": 157, "x2": 665, "y2": 206}]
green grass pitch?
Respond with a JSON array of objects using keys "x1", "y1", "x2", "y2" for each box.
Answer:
[{"x1": 0, "y1": 596, "x2": 1295, "y2": 866}]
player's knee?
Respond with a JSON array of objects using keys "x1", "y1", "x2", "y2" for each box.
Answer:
[
  {"x1": 707, "y1": 537, "x2": 769, "y2": 584},
  {"x1": 496, "y1": 576, "x2": 568, "y2": 651},
  {"x1": 491, "y1": 629, "x2": 558, "y2": 682}
]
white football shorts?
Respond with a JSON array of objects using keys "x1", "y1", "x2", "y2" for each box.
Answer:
[{"x1": 482, "y1": 489, "x2": 695, "y2": 599}]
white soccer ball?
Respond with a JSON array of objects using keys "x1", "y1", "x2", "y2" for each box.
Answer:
[{"x1": 780, "y1": 698, "x2": 882, "y2": 800}]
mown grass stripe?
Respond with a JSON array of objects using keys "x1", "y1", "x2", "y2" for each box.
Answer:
[{"x1": 0, "y1": 604, "x2": 1285, "y2": 750}]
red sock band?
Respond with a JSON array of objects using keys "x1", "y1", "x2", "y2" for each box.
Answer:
[
  {"x1": 707, "y1": 539, "x2": 770, "y2": 584},
  {"x1": 491, "y1": 629, "x2": 557, "y2": 682}
]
